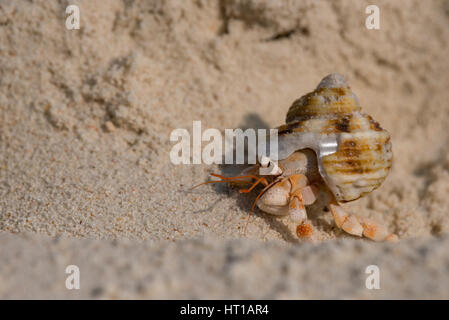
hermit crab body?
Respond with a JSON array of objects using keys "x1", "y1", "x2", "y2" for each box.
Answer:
[{"x1": 197, "y1": 73, "x2": 396, "y2": 242}]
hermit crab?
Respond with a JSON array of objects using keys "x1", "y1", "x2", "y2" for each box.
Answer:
[{"x1": 195, "y1": 73, "x2": 396, "y2": 242}]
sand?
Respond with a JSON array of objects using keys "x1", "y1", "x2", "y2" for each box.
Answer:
[
  {"x1": 0, "y1": 0, "x2": 449, "y2": 298},
  {"x1": 1, "y1": 232, "x2": 448, "y2": 299}
]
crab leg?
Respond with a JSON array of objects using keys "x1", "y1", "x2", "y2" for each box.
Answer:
[
  {"x1": 239, "y1": 177, "x2": 269, "y2": 193},
  {"x1": 289, "y1": 190, "x2": 313, "y2": 239},
  {"x1": 288, "y1": 177, "x2": 320, "y2": 239},
  {"x1": 190, "y1": 173, "x2": 261, "y2": 190},
  {"x1": 328, "y1": 196, "x2": 398, "y2": 242}
]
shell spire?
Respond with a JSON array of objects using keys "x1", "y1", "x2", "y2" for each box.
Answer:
[
  {"x1": 278, "y1": 73, "x2": 393, "y2": 202},
  {"x1": 286, "y1": 73, "x2": 361, "y2": 125},
  {"x1": 316, "y1": 73, "x2": 348, "y2": 89}
]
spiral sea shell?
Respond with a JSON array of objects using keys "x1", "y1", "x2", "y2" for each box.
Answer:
[{"x1": 277, "y1": 73, "x2": 393, "y2": 202}]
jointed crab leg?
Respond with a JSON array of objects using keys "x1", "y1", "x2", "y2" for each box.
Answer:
[
  {"x1": 327, "y1": 193, "x2": 398, "y2": 242},
  {"x1": 288, "y1": 181, "x2": 319, "y2": 239},
  {"x1": 289, "y1": 190, "x2": 307, "y2": 222},
  {"x1": 190, "y1": 173, "x2": 261, "y2": 190},
  {"x1": 289, "y1": 189, "x2": 314, "y2": 239},
  {"x1": 239, "y1": 177, "x2": 269, "y2": 193}
]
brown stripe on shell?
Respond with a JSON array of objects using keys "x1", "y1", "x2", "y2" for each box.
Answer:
[
  {"x1": 366, "y1": 114, "x2": 383, "y2": 132},
  {"x1": 340, "y1": 140, "x2": 361, "y2": 158},
  {"x1": 285, "y1": 87, "x2": 361, "y2": 124},
  {"x1": 335, "y1": 114, "x2": 352, "y2": 133},
  {"x1": 322, "y1": 158, "x2": 392, "y2": 174},
  {"x1": 323, "y1": 135, "x2": 392, "y2": 164},
  {"x1": 281, "y1": 112, "x2": 380, "y2": 136},
  {"x1": 329, "y1": 162, "x2": 390, "y2": 174}
]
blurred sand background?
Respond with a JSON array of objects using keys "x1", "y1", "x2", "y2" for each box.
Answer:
[{"x1": 0, "y1": 0, "x2": 449, "y2": 298}]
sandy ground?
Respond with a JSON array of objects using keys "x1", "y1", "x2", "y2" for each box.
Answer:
[
  {"x1": 0, "y1": 0, "x2": 449, "y2": 298},
  {"x1": 1, "y1": 232, "x2": 448, "y2": 299}
]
